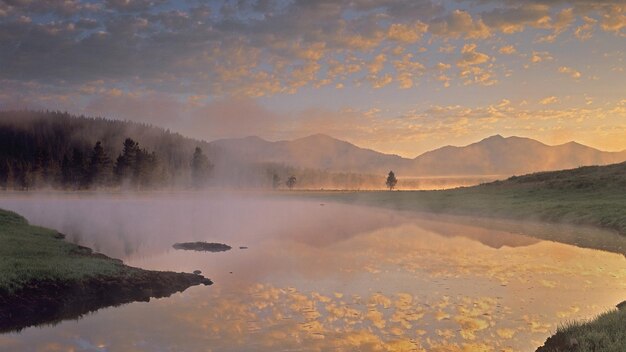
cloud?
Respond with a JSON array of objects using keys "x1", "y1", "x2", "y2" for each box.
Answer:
[
  {"x1": 558, "y1": 66, "x2": 582, "y2": 79},
  {"x1": 392, "y1": 54, "x2": 425, "y2": 89},
  {"x1": 456, "y1": 44, "x2": 496, "y2": 86},
  {"x1": 574, "y1": 16, "x2": 597, "y2": 40},
  {"x1": 387, "y1": 21, "x2": 428, "y2": 43},
  {"x1": 530, "y1": 51, "x2": 553, "y2": 63},
  {"x1": 482, "y1": 4, "x2": 551, "y2": 33},
  {"x1": 539, "y1": 96, "x2": 559, "y2": 105},
  {"x1": 429, "y1": 10, "x2": 491, "y2": 39},
  {"x1": 499, "y1": 45, "x2": 517, "y2": 55}
]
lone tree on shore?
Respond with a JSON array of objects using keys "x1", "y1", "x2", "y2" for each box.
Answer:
[
  {"x1": 386, "y1": 171, "x2": 397, "y2": 190},
  {"x1": 286, "y1": 175, "x2": 297, "y2": 190}
]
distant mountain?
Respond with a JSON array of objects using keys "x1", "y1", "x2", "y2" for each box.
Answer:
[
  {"x1": 411, "y1": 134, "x2": 626, "y2": 176},
  {"x1": 211, "y1": 133, "x2": 626, "y2": 177},
  {"x1": 209, "y1": 133, "x2": 409, "y2": 174}
]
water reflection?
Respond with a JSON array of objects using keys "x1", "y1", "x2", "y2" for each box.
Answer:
[{"x1": 0, "y1": 193, "x2": 624, "y2": 351}]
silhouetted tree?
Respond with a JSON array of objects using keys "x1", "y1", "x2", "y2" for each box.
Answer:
[
  {"x1": 386, "y1": 171, "x2": 397, "y2": 190},
  {"x1": 0, "y1": 159, "x2": 9, "y2": 190},
  {"x1": 61, "y1": 154, "x2": 72, "y2": 187},
  {"x1": 115, "y1": 138, "x2": 139, "y2": 183},
  {"x1": 70, "y1": 148, "x2": 87, "y2": 188},
  {"x1": 191, "y1": 147, "x2": 212, "y2": 188},
  {"x1": 134, "y1": 148, "x2": 160, "y2": 187},
  {"x1": 286, "y1": 175, "x2": 297, "y2": 190},
  {"x1": 87, "y1": 141, "x2": 112, "y2": 187}
]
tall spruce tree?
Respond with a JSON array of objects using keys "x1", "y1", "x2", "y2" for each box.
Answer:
[
  {"x1": 191, "y1": 147, "x2": 212, "y2": 188},
  {"x1": 87, "y1": 141, "x2": 112, "y2": 187}
]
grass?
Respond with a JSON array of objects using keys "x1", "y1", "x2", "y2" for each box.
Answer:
[
  {"x1": 0, "y1": 209, "x2": 132, "y2": 294},
  {"x1": 295, "y1": 161, "x2": 626, "y2": 235},
  {"x1": 538, "y1": 309, "x2": 626, "y2": 352}
]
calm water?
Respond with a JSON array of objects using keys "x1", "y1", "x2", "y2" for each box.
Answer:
[{"x1": 0, "y1": 193, "x2": 624, "y2": 351}]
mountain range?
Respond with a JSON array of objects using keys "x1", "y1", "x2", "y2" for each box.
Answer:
[
  {"x1": 1, "y1": 111, "x2": 625, "y2": 189},
  {"x1": 209, "y1": 133, "x2": 626, "y2": 177}
]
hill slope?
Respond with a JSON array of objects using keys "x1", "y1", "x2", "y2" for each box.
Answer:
[{"x1": 302, "y1": 161, "x2": 626, "y2": 235}]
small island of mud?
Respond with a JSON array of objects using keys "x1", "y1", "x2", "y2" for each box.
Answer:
[{"x1": 173, "y1": 242, "x2": 232, "y2": 252}]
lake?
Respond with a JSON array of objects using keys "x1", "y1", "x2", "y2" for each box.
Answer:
[{"x1": 0, "y1": 192, "x2": 624, "y2": 351}]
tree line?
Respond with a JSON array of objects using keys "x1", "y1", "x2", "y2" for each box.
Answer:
[
  {"x1": 0, "y1": 137, "x2": 212, "y2": 190},
  {"x1": 0, "y1": 110, "x2": 217, "y2": 190}
]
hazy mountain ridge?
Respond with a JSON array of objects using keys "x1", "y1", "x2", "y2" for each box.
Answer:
[
  {"x1": 0, "y1": 111, "x2": 624, "y2": 190},
  {"x1": 212, "y1": 133, "x2": 626, "y2": 177}
]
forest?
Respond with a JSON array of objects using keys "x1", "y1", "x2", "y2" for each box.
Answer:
[{"x1": 0, "y1": 110, "x2": 211, "y2": 190}]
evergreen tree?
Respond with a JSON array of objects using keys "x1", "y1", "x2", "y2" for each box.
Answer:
[
  {"x1": 386, "y1": 171, "x2": 397, "y2": 190},
  {"x1": 87, "y1": 141, "x2": 112, "y2": 187},
  {"x1": 61, "y1": 154, "x2": 72, "y2": 188},
  {"x1": 135, "y1": 149, "x2": 159, "y2": 187},
  {"x1": 0, "y1": 159, "x2": 9, "y2": 190},
  {"x1": 115, "y1": 138, "x2": 139, "y2": 184},
  {"x1": 70, "y1": 148, "x2": 86, "y2": 188},
  {"x1": 191, "y1": 147, "x2": 212, "y2": 188}
]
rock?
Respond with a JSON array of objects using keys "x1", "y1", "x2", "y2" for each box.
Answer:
[
  {"x1": 172, "y1": 242, "x2": 232, "y2": 252},
  {"x1": 193, "y1": 270, "x2": 201, "y2": 275},
  {"x1": 239, "y1": 246, "x2": 248, "y2": 249},
  {"x1": 617, "y1": 300, "x2": 626, "y2": 310}
]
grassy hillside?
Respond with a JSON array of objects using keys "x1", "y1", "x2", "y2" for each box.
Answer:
[{"x1": 298, "y1": 161, "x2": 626, "y2": 235}]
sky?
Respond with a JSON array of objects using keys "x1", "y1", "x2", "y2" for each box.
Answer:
[{"x1": 0, "y1": 0, "x2": 625, "y2": 157}]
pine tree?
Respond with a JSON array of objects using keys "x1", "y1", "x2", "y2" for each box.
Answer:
[
  {"x1": 386, "y1": 171, "x2": 397, "y2": 190},
  {"x1": 115, "y1": 138, "x2": 139, "y2": 184},
  {"x1": 191, "y1": 147, "x2": 212, "y2": 188},
  {"x1": 87, "y1": 141, "x2": 112, "y2": 187},
  {"x1": 61, "y1": 154, "x2": 71, "y2": 187},
  {"x1": 70, "y1": 148, "x2": 86, "y2": 188}
]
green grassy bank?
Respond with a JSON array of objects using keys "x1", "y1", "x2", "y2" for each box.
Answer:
[
  {"x1": 536, "y1": 308, "x2": 626, "y2": 352},
  {"x1": 0, "y1": 209, "x2": 125, "y2": 293},
  {"x1": 0, "y1": 208, "x2": 211, "y2": 332},
  {"x1": 298, "y1": 161, "x2": 626, "y2": 235}
]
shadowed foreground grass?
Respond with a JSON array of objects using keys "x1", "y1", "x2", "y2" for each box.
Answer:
[
  {"x1": 0, "y1": 210, "x2": 130, "y2": 294},
  {"x1": 298, "y1": 161, "x2": 626, "y2": 235},
  {"x1": 537, "y1": 309, "x2": 626, "y2": 352},
  {"x1": 0, "y1": 208, "x2": 211, "y2": 332},
  {"x1": 0, "y1": 209, "x2": 125, "y2": 294}
]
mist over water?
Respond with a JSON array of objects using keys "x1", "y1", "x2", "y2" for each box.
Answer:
[{"x1": 0, "y1": 193, "x2": 624, "y2": 351}]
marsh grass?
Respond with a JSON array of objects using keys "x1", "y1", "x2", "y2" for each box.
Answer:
[{"x1": 0, "y1": 209, "x2": 127, "y2": 294}]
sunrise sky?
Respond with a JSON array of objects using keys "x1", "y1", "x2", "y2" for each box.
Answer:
[{"x1": 0, "y1": 0, "x2": 624, "y2": 157}]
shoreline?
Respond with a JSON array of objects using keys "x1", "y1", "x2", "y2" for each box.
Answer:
[{"x1": 0, "y1": 209, "x2": 212, "y2": 332}]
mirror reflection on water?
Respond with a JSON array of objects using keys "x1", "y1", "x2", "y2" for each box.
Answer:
[{"x1": 0, "y1": 193, "x2": 624, "y2": 351}]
